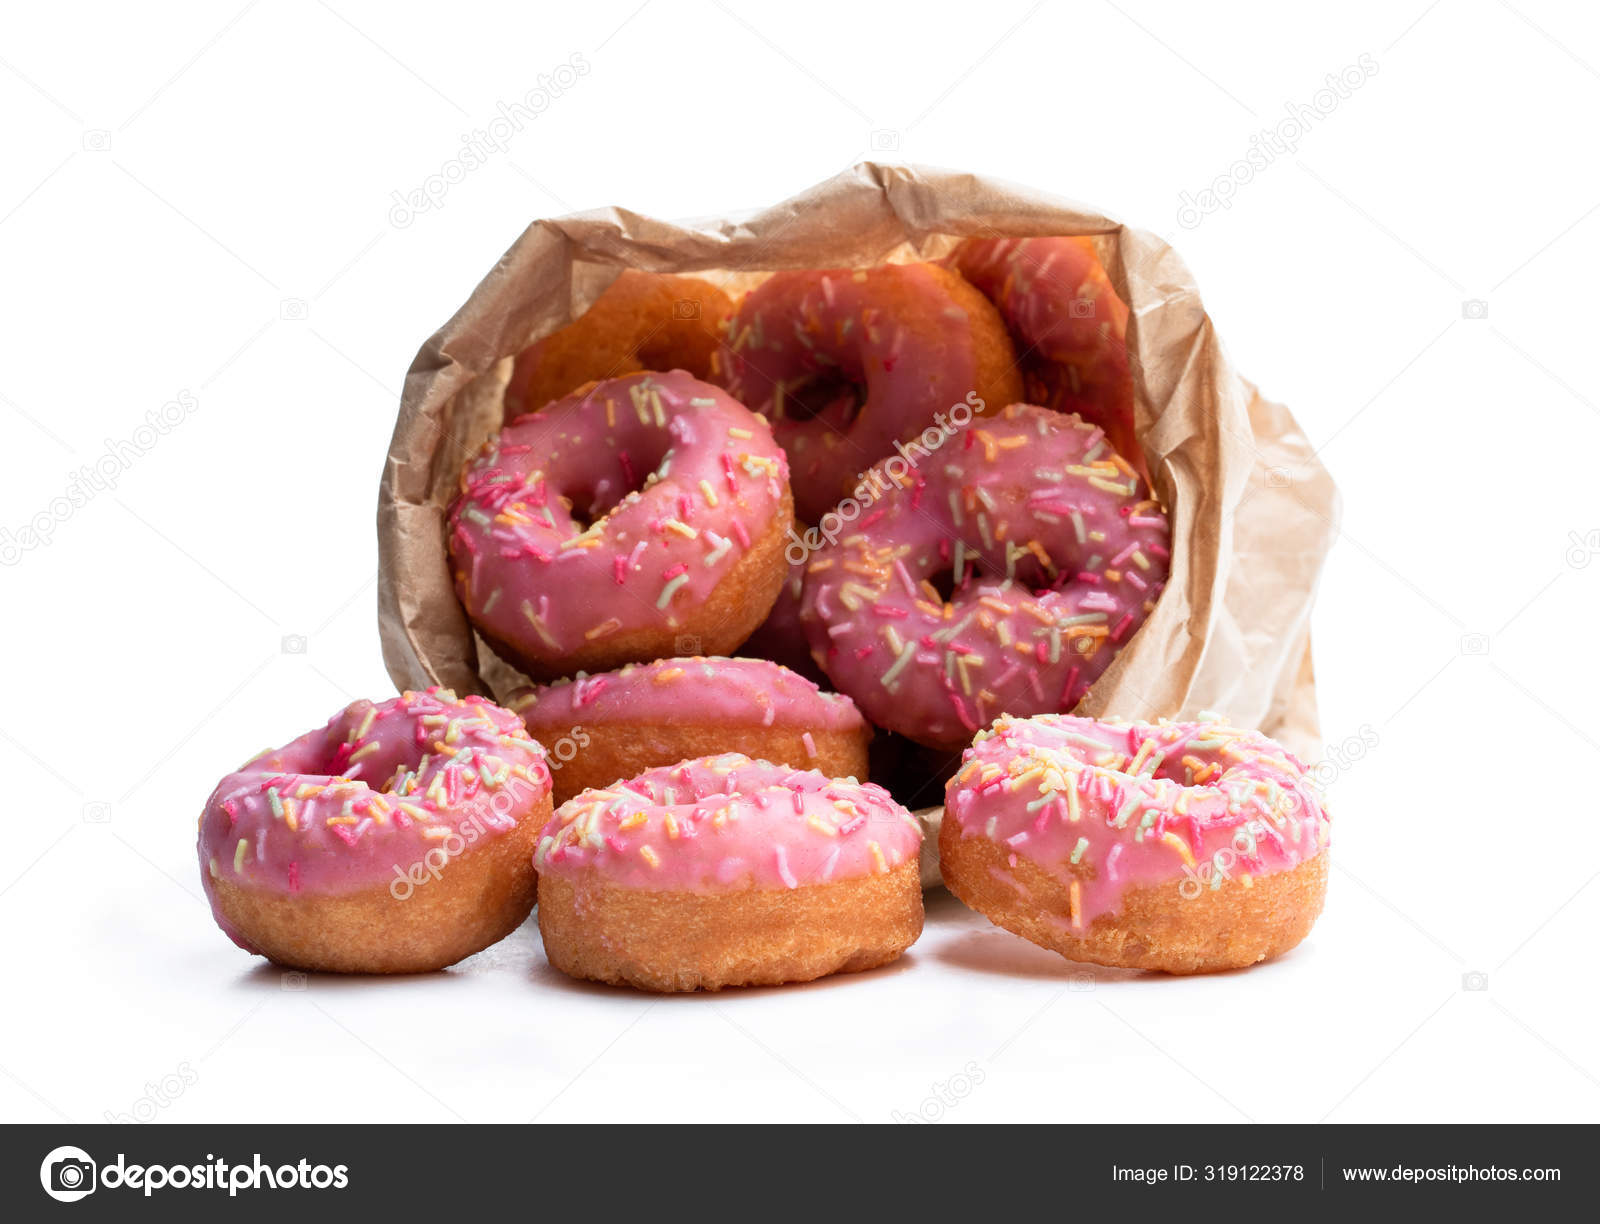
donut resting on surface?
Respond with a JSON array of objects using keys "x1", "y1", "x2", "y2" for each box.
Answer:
[
  {"x1": 197, "y1": 688, "x2": 553, "y2": 974},
  {"x1": 941, "y1": 713, "x2": 1330, "y2": 974},
  {"x1": 536, "y1": 754, "x2": 923, "y2": 991}
]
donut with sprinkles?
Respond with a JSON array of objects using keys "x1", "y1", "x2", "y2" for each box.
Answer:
[
  {"x1": 448, "y1": 371, "x2": 793, "y2": 680},
  {"x1": 715, "y1": 262, "x2": 1023, "y2": 524},
  {"x1": 951, "y1": 236, "x2": 1140, "y2": 472},
  {"x1": 941, "y1": 713, "x2": 1330, "y2": 973},
  {"x1": 508, "y1": 655, "x2": 870, "y2": 807},
  {"x1": 536, "y1": 753, "x2": 923, "y2": 991},
  {"x1": 197, "y1": 688, "x2": 553, "y2": 974},
  {"x1": 798, "y1": 402, "x2": 1170, "y2": 750},
  {"x1": 504, "y1": 270, "x2": 733, "y2": 418}
]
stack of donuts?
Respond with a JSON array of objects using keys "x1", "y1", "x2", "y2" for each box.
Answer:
[{"x1": 197, "y1": 238, "x2": 1330, "y2": 989}]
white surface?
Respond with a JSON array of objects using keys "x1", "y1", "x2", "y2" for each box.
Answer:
[{"x1": 3, "y1": 0, "x2": 1598, "y2": 1124}]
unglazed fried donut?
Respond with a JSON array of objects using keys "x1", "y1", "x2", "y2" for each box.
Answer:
[
  {"x1": 198, "y1": 688, "x2": 553, "y2": 974},
  {"x1": 448, "y1": 371, "x2": 793, "y2": 680},
  {"x1": 941, "y1": 713, "x2": 1330, "y2": 974},
  {"x1": 536, "y1": 754, "x2": 923, "y2": 991},
  {"x1": 716, "y1": 262, "x2": 1023, "y2": 523},
  {"x1": 504, "y1": 270, "x2": 733, "y2": 417},
  {"x1": 799, "y1": 402, "x2": 1170, "y2": 750},
  {"x1": 952, "y1": 236, "x2": 1140, "y2": 471},
  {"x1": 508, "y1": 656, "x2": 870, "y2": 806}
]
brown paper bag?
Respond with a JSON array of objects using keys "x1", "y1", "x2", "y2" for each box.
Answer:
[{"x1": 377, "y1": 162, "x2": 1340, "y2": 883}]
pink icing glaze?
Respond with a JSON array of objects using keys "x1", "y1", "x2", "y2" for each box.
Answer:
[
  {"x1": 446, "y1": 370, "x2": 790, "y2": 671},
  {"x1": 953, "y1": 238, "x2": 1127, "y2": 373},
  {"x1": 535, "y1": 753, "x2": 921, "y2": 892},
  {"x1": 798, "y1": 402, "x2": 1170, "y2": 749},
  {"x1": 952, "y1": 237, "x2": 1140, "y2": 474},
  {"x1": 508, "y1": 656, "x2": 863, "y2": 739},
  {"x1": 197, "y1": 688, "x2": 552, "y2": 951},
  {"x1": 946, "y1": 713, "x2": 1330, "y2": 927},
  {"x1": 716, "y1": 264, "x2": 986, "y2": 524}
]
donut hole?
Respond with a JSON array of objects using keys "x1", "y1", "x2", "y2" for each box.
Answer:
[
  {"x1": 937, "y1": 549, "x2": 1060, "y2": 600},
  {"x1": 783, "y1": 369, "x2": 865, "y2": 429},
  {"x1": 927, "y1": 564, "x2": 965, "y2": 604},
  {"x1": 1138, "y1": 754, "x2": 1235, "y2": 790},
  {"x1": 1008, "y1": 553, "x2": 1061, "y2": 598},
  {"x1": 558, "y1": 436, "x2": 671, "y2": 532},
  {"x1": 560, "y1": 485, "x2": 610, "y2": 534}
]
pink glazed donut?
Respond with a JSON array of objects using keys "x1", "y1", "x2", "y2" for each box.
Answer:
[
  {"x1": 198, "y1": 688, "x2": 553, "y2": 974},
  {"x1": 447, "y1": 370, "x2": 793, "y2": 680},
  {"x1": 508, "y1": 655, "x2": 870, "y2": 805},
  {"x1": 535, "y1": 753, "x2": 924, "y2": 991},
  {"x1": 799, "y1": 402, "x2": 1170, "y2": 750},
  {"x1": 951, "y1": 236, "x2": 1141, "y2": 474},
  {"x1": 715, "y1": 263, "x2": 1023, "y2": 524},
  {"x1": 941, "y1": 713, "x2": 1330, "y2": 974}
]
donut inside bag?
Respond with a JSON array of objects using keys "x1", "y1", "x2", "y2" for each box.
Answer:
[{"x1": 504, "y1": 270, "x2": 732, "y2": 418}]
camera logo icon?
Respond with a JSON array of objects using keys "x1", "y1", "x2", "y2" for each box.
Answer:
[
  {"x1": 1462, "y1": 971, "x2": 1489, "y2": 992},
  {"x1": 1460, "y1": 299, "x2": 1488, "y2": 320},
  {"x1": 82, "y1": 130, "x2": 111, "y2": 152},
  {"x1": 279, "y1": 298, "x2": 309, "y2": 321},
  {"x1": 41, "y1": 1146, "x2": 97, "y2": 1202},
  {"x1": 1459, "y1": 633, "x2": 1490, "y2": 655},
  {"x1": 82, "y1": 802, "x2": 112, "y2": 824},
  {"x1": 1068, "y1": 298, "x2": 1096, "y2": 320},
  {"x1": 870, "y1": 129, "x2": 901, "y2": 151},
  {"x1": 672, "y1": 299, "x2": 700, "y2": 321},
  {"x1": 674, "y1": 634, "x2": 702, "y2": 656},
  {"x1": 280, "y1": 633, "x2": 307, "y2": 655},
  {"x1": 1265, "y1": 466, "x2": 1292, "y2": 488},
  {"x1": 1566, "y1": 529, "x2": 1600, "y2": 569}
]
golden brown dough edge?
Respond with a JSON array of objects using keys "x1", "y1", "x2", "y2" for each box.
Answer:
[
  {"x1": 940, "y1": 815, "x2": 1327, "y2": 974},
  {"x1": 506, "y1": 271, "x2": 734, "y2": 418},
  {"x1": 538, "y1": 858, "x2": 924, "y2": 992},
  {"x1": 533, "y1": 720, "x2": 869, "y2": 807},
  {"x1": 212, "y1": 796, "x2": 549, "y2": 974}
]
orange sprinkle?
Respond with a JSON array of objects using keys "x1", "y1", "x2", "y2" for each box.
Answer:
[{"x1": 1161, "y1": 832, "x2": 1195, "y2": 868}]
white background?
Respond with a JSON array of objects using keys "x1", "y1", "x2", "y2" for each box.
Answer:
[{"x1": 3, "y1": 0, "x2": 1597, "y2": 1125}]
